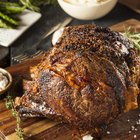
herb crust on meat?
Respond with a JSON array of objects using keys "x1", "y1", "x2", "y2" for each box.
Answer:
[{"x1": 15, "y1": 25, "x2": 140, "y2": 138}]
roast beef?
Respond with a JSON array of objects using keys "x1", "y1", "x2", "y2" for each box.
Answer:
[{"x1": 15, "y1": 25, "x2": 140, "y2": 138}]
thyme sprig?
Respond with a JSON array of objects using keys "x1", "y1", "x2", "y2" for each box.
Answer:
[
  {"x1": 5, "y1": 77, "x2": 24, "y2": 140},
  {"x1": 123, "y1": 27, "x2": 140, "y2": 51},
  {"x1": 5, "y1": 95, "x2": 24, "y2": 140}
]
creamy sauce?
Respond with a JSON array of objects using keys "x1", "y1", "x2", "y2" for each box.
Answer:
[
  {"x1": 64, "y1": 0, "x2": 109, "y2": 5},
  {"x1": 0, "y1": 72, "x2": 8, "y2": 91}
]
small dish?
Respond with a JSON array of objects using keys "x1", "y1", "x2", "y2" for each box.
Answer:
[
  {"x1": 58, "y1": 0, "x2": 117, "y2": 20},
  {"x1": 0, "y1": 68, "x2": 12, "y2": 95}
]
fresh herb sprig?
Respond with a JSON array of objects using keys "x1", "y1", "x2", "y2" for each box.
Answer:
[
  {"x1": 123, "y1": 27, "x2": 140, "y2": 51},
  {"x1": 5, "y1": 95, "x2": 24, "y2": 140},
  {"x1": 5, "y1": 78, "x2": 24, "y2": 140}
]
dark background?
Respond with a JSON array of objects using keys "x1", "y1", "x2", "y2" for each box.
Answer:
[{"x1": 0, "y1": 2, "x2": 140, "y2": 67}]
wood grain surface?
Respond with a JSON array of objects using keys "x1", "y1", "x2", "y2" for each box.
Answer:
[
  {"x1": 0, "y1": 19, "x2": 140, "y2": 140},
  {"x1": 119, "y1": 0, "x2": 140, "y2": 14}
]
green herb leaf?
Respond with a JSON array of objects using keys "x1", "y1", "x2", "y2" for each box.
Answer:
[
  {"x1": 5, "y1": 95, "x2": 24, "y2": 140},
  {"x1": 123, "y1": 27, "x2": 140, "y2": 51}
]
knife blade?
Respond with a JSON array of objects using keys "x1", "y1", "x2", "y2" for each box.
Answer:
[
  {"x1": 43, "y1": 17, "x2": 72, "y2": 39},
  {"x1": 32, "y1": 17, "x2": 72, "y2": 48},
  {"x1": 12, "y1": 17, "x2": 73, "y2": 64}
]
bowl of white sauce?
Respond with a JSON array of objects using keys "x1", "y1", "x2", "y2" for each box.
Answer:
[
  {"x1": 0, "y1": 68, "x2": 12, "y2": 95},
  {"x1": 57, "y1": 0, "x2": 117, "y2": 20}
]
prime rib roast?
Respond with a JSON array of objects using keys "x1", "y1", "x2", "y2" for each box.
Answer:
[{"x1": 15, "y1": 25, "x2": 140, "y2": 138}]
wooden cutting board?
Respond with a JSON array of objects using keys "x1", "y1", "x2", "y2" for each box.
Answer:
[
  {"x1": 119, "y1": 0, "x2": 140, "y2": 14},
  {"x1": 0, "y1": 19, "x2": 140, "y2": 140}
]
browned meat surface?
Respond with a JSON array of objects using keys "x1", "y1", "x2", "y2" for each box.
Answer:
[{"x1": 15, "y1": 25, "x2": 140, "y2": 138}]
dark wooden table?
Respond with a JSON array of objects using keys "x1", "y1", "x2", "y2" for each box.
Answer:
[{"x1": 0, "y1": 2, "x2": 140, "y2": 67}]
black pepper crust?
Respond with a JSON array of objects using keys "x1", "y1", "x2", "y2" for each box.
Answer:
[{"x1": 15, "y1": 25, "x2": 140, "y2": 138}]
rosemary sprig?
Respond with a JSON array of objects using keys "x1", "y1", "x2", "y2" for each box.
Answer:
[
  {"x1": 123, "y1": 27, "x2": 140, "y2": 51},
  {"x1": 5, "y1": 95, "x2": 24, "y2": 140}
]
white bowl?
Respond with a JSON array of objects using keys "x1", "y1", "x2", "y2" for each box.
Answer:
[
  {"x1": 58, "y1": 0, "x2": 117, "y2": 20},
  {"x1": 0, "y1": 68, "x2": 12, "y2": 95}
]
